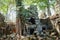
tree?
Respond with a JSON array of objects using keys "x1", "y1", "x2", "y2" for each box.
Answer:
[
  {"x1": 54, "y1": 0, "x2": 60, "y2": 35},
  {"x1": 0, "y1": 0, "x2": 15, "y2": 14},
  {"x1": 55, "y1": 0, "x2": 60, "y2": 14},
  {"x1": 15, "y1": 0, "x2": 23, "y2": 39},
  {"x1": 23, "y1": 0, "x2": 55, "y2": 16}
]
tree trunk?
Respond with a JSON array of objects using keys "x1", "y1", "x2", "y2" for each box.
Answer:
[
  {"x1": 47, "y1": 0, "x2": 51, "y2": 16},
  {"x1": 16, "y1": 0, "x2": 22, "y2": 40},
  {"x1": 55, "y1": 0, "x2": 60, "y2": 14},
  {"x1": 54, "y1": 0, "x2": 60, "y2": 35}
]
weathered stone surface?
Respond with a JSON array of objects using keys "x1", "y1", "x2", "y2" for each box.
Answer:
[
  {"x1": 40, "y1": 17, "x2": 53, "y2": 30},
  {"x1": 40, "y1": 13, "x2": 60, "y2": 36},
  {"x1": 50, "y1": 14, "x2": 60, "y2": 34}
]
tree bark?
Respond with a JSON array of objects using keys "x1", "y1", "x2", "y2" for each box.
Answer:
[
  {"x1": 16, "y1": 0, "x2": 22, "y2": 40},
  {"x1": 55, "y1": 0, "x2": 60, "y2": 14},
  {"x1": 54, "y1": 0, "x2": 60, "y2": 35},
  {"x1": 47, "y1": 0, "x2": 51, "y2": 16}
]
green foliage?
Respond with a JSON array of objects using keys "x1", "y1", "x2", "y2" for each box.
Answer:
[
  {"x1": 22, "y1": 8, "x2": 30, "y2": 18},
  {"x1": 23, "y1": 0, "x2": 33, "y2": 5},
  {"x1": 19, "y1": 7, "x2": 30, "y2": 19},
  {"x1": 21, "y1": 5, "x2": 38, "y2": 18},
  {"x1": 0, "y1": 0, "x2": 16, "y2": 14},
  {"x1": 23, "y1": 0, "x2": 56, "y2": 10}
]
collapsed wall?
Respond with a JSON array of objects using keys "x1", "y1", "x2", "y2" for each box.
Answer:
[
  {"x1": 40, "y1": 13, "x2": 60, "y2": 35},
  {"x1": 50, "y1": 14, "x2": 60, "y2": 35}
]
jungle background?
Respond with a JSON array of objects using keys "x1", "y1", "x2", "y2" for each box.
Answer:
[{"x1": 0, "y1": 0, "x2": 60, "y2": 40}]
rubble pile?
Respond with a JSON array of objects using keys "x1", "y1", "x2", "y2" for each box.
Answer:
[
  {"x1": 50, "y1": 14, "x2": 60, "y2": 35},
  {"x1": 39, "y1": 14, "x2": 60, "y2": 40}
]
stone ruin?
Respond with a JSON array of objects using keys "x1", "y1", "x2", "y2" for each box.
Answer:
[
  {"x1": 40, "y1": 13, "x2": 60, "y2": 37},
  {"x1": 50, "y1": 14, "x2": 60, "y2": 35},
  {"x1": 40, "y1": 17, "x2": 53, "y2": 30}
]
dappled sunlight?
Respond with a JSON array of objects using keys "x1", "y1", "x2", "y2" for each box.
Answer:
[{"x1": 0, "y1": 0, "x2": 60, "y2": 40}]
